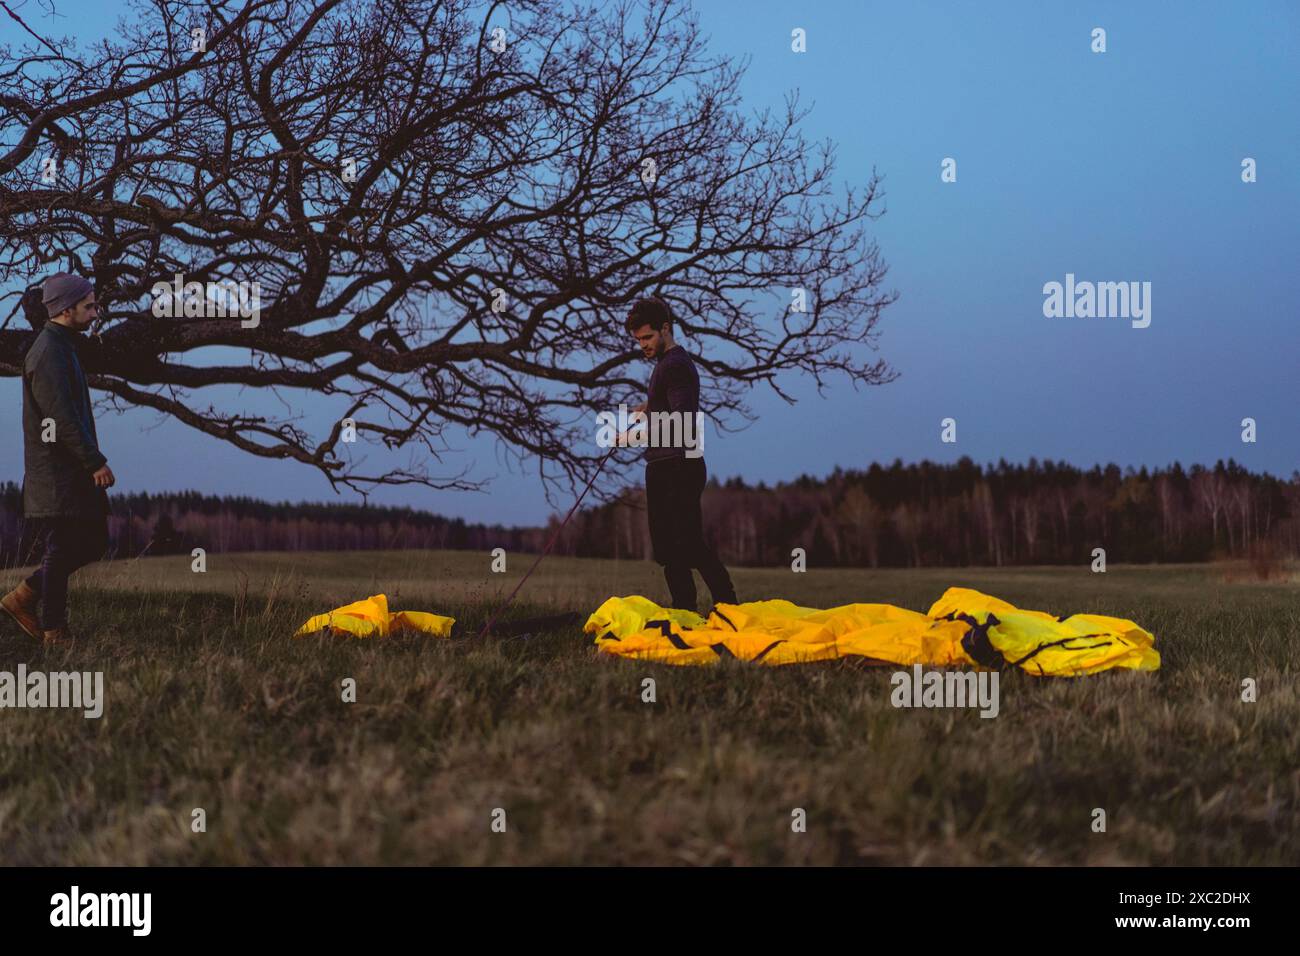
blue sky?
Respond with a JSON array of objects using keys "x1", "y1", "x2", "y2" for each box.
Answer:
[{"x1": 2, "y1": 1, "x2": 1296, "y2": 524}]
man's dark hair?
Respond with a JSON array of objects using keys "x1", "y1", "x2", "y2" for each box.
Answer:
[{"x1": 625, "y1": 297, "x2": 674, "y2": 335}]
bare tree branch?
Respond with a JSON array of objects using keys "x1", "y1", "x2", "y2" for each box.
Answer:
[{"x1": 0, "y1": 0, "x2": 898, "y2": 499}]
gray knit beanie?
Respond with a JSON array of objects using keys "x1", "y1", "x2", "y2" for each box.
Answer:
[{"x1": 42, "y1": 272, "x2": 94, "y2": 319}]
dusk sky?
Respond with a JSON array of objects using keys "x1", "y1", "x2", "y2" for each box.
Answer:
[{"x1": 2, "y1": 1, "x2": 1296, "y2": 524}]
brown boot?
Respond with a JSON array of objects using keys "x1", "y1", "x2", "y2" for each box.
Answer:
[
  {"x1": 41, "y1": 626, "x2": 73, "y2": 645},
  {"x1": 1, "y1": 581, "x2": 43, "y2": 641}
]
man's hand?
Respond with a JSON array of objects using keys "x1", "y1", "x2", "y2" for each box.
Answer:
[
  {"x1": 92, "y1": 464, "x2": 115, "y2": 488},
  {"x1": 616, "y1": 404, "x2": 649, "y2": 448}
]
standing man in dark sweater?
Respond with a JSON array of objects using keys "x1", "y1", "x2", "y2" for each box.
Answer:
[
  {"x1": 1, "y1": 273, "x2": 114, "y2": 644},
  {"x1": 625, "y1": 298, "x2": 737, "y2": 612}
]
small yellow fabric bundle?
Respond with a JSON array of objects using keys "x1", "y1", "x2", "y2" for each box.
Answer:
[{"x1": 294, "y1": 594, "x2": 455, "y2": 639}]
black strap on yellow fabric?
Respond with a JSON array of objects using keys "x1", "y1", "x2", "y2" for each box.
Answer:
[
  {"x1": 648, "y1": 620, "x2": 693, "y2": 650},
  {"x1": 1007, "y1": 634, "x2": 1113, "y2": 669},
  {"x1": 711, "y1": 607, "x2": 738, "y2": 631},
  {"x1": 957, "y1": 612, "x2": 1006, "y2": 670}
]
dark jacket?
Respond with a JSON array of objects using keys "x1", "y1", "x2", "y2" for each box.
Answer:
[{"x1": 21, "y1": 321, "x2": 109, "y2": 517}]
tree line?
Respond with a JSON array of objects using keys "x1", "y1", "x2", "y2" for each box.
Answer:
[
  {"x1": 2, "y1": 458, "x2": 1296, "y2": 569},
  {"x1": 0, "y1": 485, "x2": 550, "y2": 568},
  {"x1": 551, "y1": 458, "x2": 1300, "y2": 569}
]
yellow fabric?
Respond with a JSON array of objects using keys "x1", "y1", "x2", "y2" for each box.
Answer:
[
  {"x1": 584, "y1": 587, "x2": 1159, "y2": 675},
  {"x1": 294, "y1": 594, "x2": 454, "y2": 639}
]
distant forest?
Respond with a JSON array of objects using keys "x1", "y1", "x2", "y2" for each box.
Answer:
[
  {"x1": 555, "y1": 459, "x2": 1300, "y2": 569},
  {"x1": 2, "y1": 458, "x2": 1297, "y2": 569}
]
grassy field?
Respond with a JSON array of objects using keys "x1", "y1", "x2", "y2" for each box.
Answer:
[{"x1": 0, "y1": 549, "x2": 1296, "y2": 865}]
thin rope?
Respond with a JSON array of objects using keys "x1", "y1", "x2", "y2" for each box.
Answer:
[{"x1": 476, "y1": 445, "x2": 618, "y2": 639}]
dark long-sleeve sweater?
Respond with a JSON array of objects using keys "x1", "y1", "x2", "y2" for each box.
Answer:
[{"x1": 644, "y1": 345, "x2": 700, "y2": 463}]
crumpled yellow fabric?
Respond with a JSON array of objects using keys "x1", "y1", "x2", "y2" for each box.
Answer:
[
  {"x1": 294, "y1": 594, "x2": 454, "y2": 639},
  {"x1": 583, "y1": 587, "x2": 1159, "y2": 675}
]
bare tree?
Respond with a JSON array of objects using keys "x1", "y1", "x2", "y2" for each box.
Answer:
[
  {"x1": 1192, "y1": 467, "x2": 1226, "y2": 550},
  {"x1": 0, "y1": 0, "x2": 897, "y2": 498}
]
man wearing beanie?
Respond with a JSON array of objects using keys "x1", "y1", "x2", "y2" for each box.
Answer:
[{"x1": 1, "y1": 273, "x2": 115, "y2": 643}]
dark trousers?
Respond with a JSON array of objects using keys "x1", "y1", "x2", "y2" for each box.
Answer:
[
  {"x1": 645, "y1": 456, "x2": 737, "y2": 612},
  {"x1": 23, "y1": 515, "x2": 108, "y2": 629}
]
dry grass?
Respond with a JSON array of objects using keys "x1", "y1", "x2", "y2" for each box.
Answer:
[{"x1": 0, "y1": 550, "x2": 1296, "y2": 865}]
